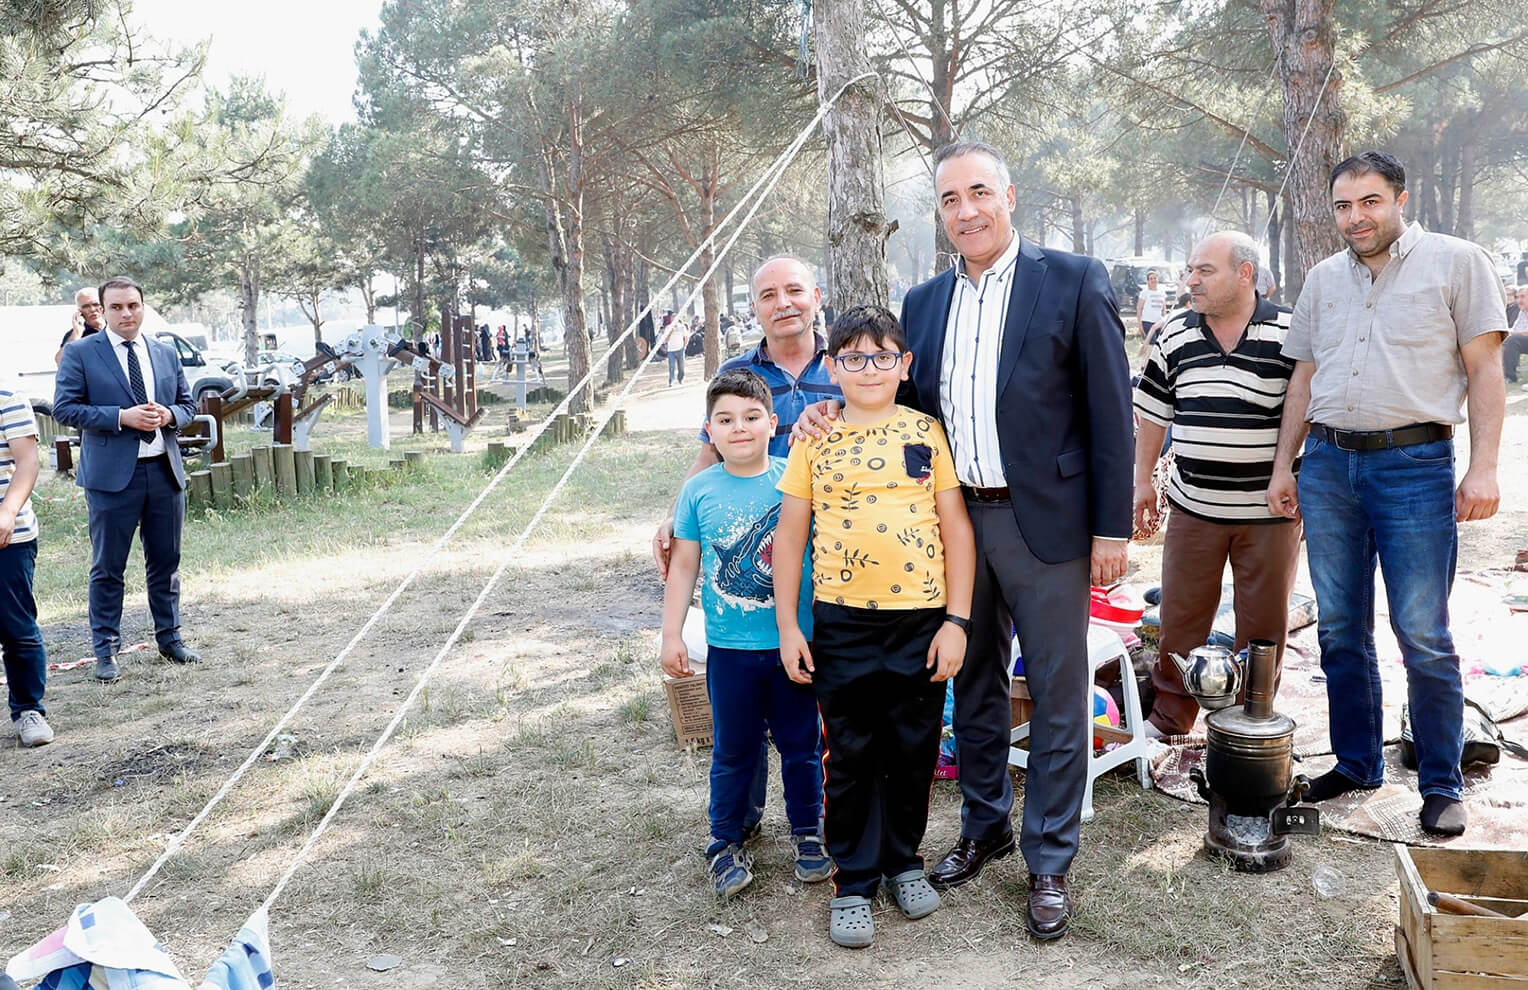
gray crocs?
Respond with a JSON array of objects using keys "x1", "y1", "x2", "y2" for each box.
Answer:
[
  {"x1": 884, "y1": 869, "x2": 941, "y2": 919},
  {"x1": 829, "y1": 895, "x2": 874, "y2": 948}
]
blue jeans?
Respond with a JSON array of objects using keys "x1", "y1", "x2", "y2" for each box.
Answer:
[
  {"x1": 1, "y1": 539, "x2": 47, "y2": 721},
  {"x1": 704, "y1": 646, "x2": 822, "y2": 855},
  {"x1": 1298, "y1": 434, "x2": 1463, "y2": 800},
  {"x1": 667, "y1": 350, "x2": 685, "y2": 385}
]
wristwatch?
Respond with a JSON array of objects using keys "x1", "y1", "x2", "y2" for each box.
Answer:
[{"x1": 943, "y1": 614, "x2": 971, "y2": 633}]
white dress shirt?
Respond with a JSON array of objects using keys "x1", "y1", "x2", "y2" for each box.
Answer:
[
  {"x1": 106, "y1": 327, "x2": 167, "y2": 458},
  {"x1": 940, "y1": 232, "x2": 1022, "y2": 487}
]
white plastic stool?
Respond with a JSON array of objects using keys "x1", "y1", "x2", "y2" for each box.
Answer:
[{"x1": 1007, "y1": 625, "x2": 1152, "y2": 822}]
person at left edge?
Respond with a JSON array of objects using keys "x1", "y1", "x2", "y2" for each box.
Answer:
[{"x1": 52, "y1": 275, "x2": 201, "y2": 681}]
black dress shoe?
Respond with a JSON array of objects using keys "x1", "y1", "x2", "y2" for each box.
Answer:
[
  {"x1": 1027, "y1": 873, "x2": 1072, "y2": 940},
  {"x1": 927, "y1": 831, "x2": 1015, "y2": 889},
  {"x1": 159, "y1": 642, "x2": 201, "y2": 664},
  {"x1": 95, "y1": 657, "x2": 120, "y2": 682}
]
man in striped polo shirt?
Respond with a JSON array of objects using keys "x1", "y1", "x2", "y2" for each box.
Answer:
[
  {"x1": 1132, "y1": 231, "x2": 1300, "y2": 738},
  {"x1": 1, "y1": 389, "x2": 52, "y2": 747}
]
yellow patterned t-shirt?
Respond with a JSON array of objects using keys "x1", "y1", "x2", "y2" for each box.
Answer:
[{"x1": 778, "y1": 405, "x2": 960, "y2": 610}]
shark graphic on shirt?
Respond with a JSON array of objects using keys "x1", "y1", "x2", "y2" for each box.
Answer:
[{"x1": 711, "y1": 502, "x2": 779, "y2": 606}]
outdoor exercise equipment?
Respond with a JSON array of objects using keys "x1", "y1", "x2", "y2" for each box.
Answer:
[{"x1": 391, "y1": 314, "x2": 484, "y2": 453}]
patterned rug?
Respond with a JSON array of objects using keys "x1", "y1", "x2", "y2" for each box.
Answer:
[{"x1": 1146, "y1": 570, "x2": 1528, "y2": 847}]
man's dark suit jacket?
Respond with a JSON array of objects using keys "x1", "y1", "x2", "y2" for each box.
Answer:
[
  {"x1": 897, "y1": 237, "x2": 1134, "y2": 564},
  {"x1": 53, "y1": 331, "x2": 195, "y2": 492}
]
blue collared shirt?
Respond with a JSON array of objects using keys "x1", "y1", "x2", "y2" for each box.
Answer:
[{"x1": 697, "y1": 335, "x2": 841, "y2": 456}]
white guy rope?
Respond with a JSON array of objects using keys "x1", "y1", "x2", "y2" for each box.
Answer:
[
  {"x1": 1199, "y1": 60, "x2": 1279, "y2": 242},
  {"x1": 253, "y1": 74, "x2": 865, "y2": 915},
  {"x1": 1261, "y1": 54, "x2": 1342, "y2": 248},
  {"x1": 120, "y1": 74, "x2": 863, "y2": 905}
]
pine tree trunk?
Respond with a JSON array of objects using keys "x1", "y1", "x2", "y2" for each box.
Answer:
[
  {"x1": 701, "y1": 143, "x2": 722, "y2": 378},
  {"x1": 815, "y1": 0, "x2": 890, "y2": 309},
  {"x1": 240, "y1": 257, "x2": 259, "y2": 367},
  {"x1": 1455, "y1": 122, "x2": 1476, "y2": 240},
  {"x1": 1264, "y1": 0, "x2": 1345, "y2": 301}
]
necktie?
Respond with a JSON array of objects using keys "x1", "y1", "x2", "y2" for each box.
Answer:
[{"x1": 123, "y1": 341, "x2": 156, "y2": 444}]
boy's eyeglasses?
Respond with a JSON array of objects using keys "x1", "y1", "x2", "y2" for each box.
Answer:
[{"x1": 832, "y1": 350, "x2": 904, "y2": 372}]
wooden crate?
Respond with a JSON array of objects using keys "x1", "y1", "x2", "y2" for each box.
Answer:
[{"x1": 1394, "y1": 844, "x2": 1528, "y2": 988}]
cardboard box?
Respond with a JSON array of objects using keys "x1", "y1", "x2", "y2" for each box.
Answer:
[
  {"x1": 664, "y1": 660, "x2": 711, "y2": 749},
  {"x1": 1394, "y1": 844, "x2": 1528, "y2": 988}
]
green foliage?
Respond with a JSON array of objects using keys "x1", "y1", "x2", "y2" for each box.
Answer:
[{"x1": 0, "y1": 1, "x2": 205, "y2": 267}]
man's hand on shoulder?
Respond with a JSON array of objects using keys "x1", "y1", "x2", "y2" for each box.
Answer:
[
  {"x1": 1456, "y1": 465, "x2": 1499, "y2": 522},
  {"x1": 651, "y1": 516, "x2": 676, "y2": 581},
  {"x1": 789, "y1": 399, "x2": 841, "y2": 446},
  {"x1": 1090, "y1": 537, "x2": 1128, "y2": 587}
]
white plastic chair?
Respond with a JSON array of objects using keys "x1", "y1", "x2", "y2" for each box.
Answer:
[{"x1": 1007, "y1": 625, "x2": 1153, "y2": 821}]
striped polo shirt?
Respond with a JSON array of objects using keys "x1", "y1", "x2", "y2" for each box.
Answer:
[
  {"x1": 697, "y1": 334, "x2": 842, "y2": 456},
  {"x1": 1134, "y1": 297, "x2": 1295, "y2": 523},
  {"x1": 0, "y1": 390, "x2": 40, "y2": 544}
]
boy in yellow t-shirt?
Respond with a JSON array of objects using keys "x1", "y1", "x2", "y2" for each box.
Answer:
[{"x1": 774, "y1": 305, "x2": 975, "y2": 949}]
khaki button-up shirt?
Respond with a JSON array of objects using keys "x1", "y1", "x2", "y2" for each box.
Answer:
[{"x1": 1283, "y1": 222, "x2": 1507, "y2": 431}]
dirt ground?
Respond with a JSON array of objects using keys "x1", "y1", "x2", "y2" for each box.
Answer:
[{"x1": 3, "y1": 347, "x2": 1526, "y2": 989}]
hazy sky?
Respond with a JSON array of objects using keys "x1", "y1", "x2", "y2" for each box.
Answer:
[{"x1": 131, "y1": 0, "x2": 381, "y2": 123}]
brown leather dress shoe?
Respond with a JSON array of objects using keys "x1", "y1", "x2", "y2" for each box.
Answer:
[
  {"x1": 1027, "y1": 873, "x2": 1072, "y2": 940},
  {"x1": 926, "y1": 832, "x2": 1015, "y2": 890}
]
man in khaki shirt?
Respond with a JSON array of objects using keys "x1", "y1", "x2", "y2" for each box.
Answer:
[{"x1": 1267, "y1": 151, "x2": 1506, "y2": 837}]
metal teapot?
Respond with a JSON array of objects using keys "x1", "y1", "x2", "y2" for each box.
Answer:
[{"x1": 1168, "y1": 643, "x2": 1243, "y2": 711}]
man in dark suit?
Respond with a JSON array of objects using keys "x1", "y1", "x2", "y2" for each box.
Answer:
[
  {"x1": 53, "y1": 276, "x2": 201, "y2": 681},
  {"x1": 900, "y1": 143, "x2": 1133, "y2": 939}
]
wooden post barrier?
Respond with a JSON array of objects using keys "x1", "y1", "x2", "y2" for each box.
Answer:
[
  {"x1": 230, "y1": 453, "x2": 254, "y2": 500},
  {"x1": 331, "y1": 458, "x2": 348, "y2": 490},
  {"x1": 314, "y1": 453, "x2": 332, "y2": 492},
  {"x1": 252, "y1": 445, "x2": 274, "y2": 490},
  {"x1": 273, "y1": 391, "x2": 293, "y2": 445},
  {"x1": 404, "y1": 450, "x2": 424, "y2": 471},
  {"x1": 202, "y1": 393, "x2": 226, "y2": 463},
  {"x1": 54, "y1": 438, "x2": 73, "y2": 472},
  {"x1": 388, "y1": 457, "x2": 406, "y2": 474},
  {"x1": 294, "y1": 449, "x2": 315, "y2": 494},
  {"x1": 188, "y1": 470, "x2": 213, "y2": 512},
  {"x1": 272, "y1": 443, "x2": 297, "y2": 497},
  {"x1": 209, "y1": 462, "x2": 233, "y2": 509}
]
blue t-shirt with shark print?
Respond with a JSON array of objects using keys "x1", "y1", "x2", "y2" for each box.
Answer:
[{"x1": 673, "y1": 457, "x2": 814, "y2": 649}]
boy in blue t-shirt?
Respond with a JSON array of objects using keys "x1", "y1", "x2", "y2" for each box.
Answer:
[{"x1": 661, "y1": 369, "x2": 830, "y2": 900}]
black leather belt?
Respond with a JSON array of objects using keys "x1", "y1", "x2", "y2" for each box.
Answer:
[
  {"x1": 964, "y1": 485, "x2": 1010, "y2": 503},
  {"x1": 1309, "y1": 422, "x2": 1452, "y2": 451}
]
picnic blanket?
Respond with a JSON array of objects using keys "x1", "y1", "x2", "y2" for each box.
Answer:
[
  {"x1": 1148, "y1": 571, "x2": 1528, "y2": 847},
  {"x1": 5, "y1": 897, "x2": 273, "y2": 990}
]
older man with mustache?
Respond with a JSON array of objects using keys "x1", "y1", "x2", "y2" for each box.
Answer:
[{"x1": 651, "y1": 254, "x2": 842, "y2": 849}]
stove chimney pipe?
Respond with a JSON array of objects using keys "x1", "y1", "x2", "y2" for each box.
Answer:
[{"x1": 1245, "y1": 638, "x2": 1277, "y2": 719}]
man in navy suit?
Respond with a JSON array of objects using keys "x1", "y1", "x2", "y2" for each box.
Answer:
[
  {"x1": 795, "y1": 142, "x2": 1134, "y2": 937},
  {"x1": 907, "y1": 143, "x2": 1132, "y2": 938},
  {"x1": 53, "y1": 276, "x2": 201, "y2": 681}
]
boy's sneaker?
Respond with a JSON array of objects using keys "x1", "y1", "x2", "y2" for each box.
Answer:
[
  {"x1": 709, "y1": 843, "x2": 754, "y2": 900},
  {"x1": 16, "y1": 711, "x2": 54, "y2": 748},
  {"x1": 793, "y1": 832, "x2": 834, "y2": 883}
]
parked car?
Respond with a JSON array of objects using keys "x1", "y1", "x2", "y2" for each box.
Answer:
[
  {"x1": 152, "y1": 330, "x2": 236, "y2": 404},
  {"x1": 1108, "y1": 257, "x2": 1180, "y2": 311}
]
